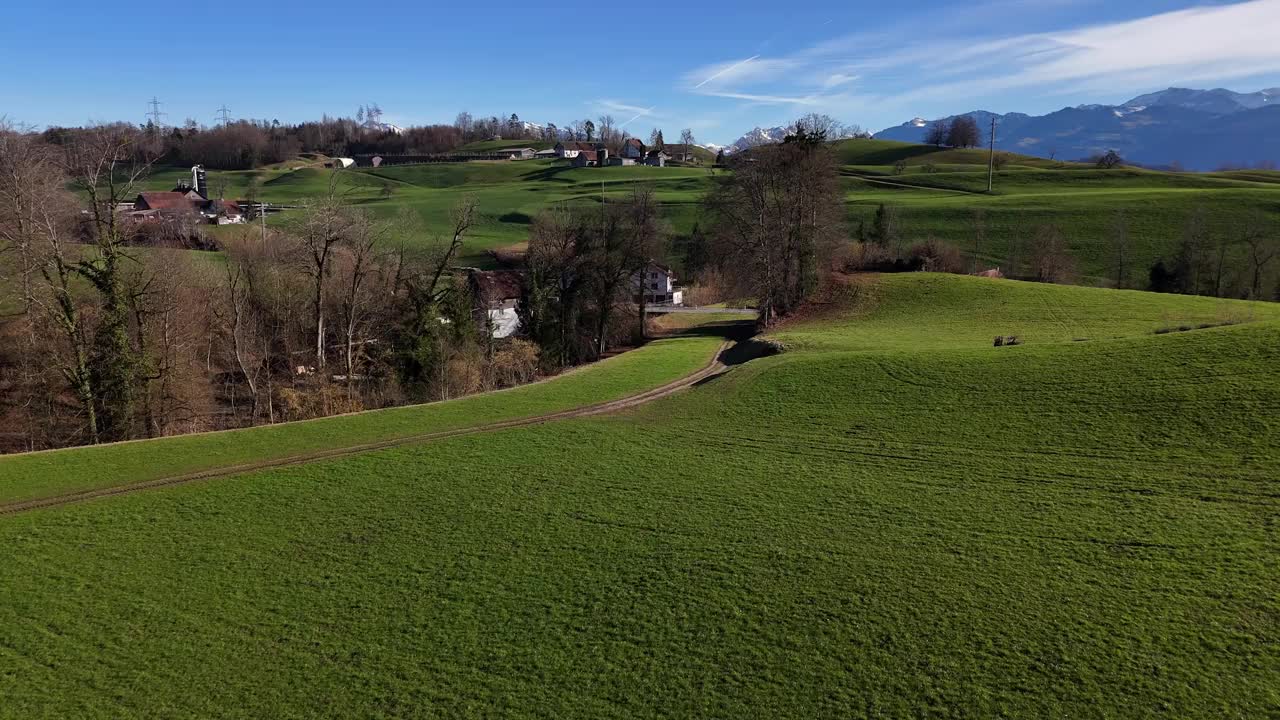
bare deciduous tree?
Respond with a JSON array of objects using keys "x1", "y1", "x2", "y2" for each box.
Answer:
[
  {"x1": 60, "y1": 124, "x2": 157, "y2": 441},
  {"x1": 1241, "y1": 212, "x2": 1276, "y2": 299},
  {"x1": 1110, "y1": 210, "x2": 1130, "y2": 289},
  {"x1": 708, "y1": 127, "x2": 844, "y2": 325},
  {"x1": 1029, "y1": 224, "x2": 1076, "y2": 284},
  {"x1": 969, "y1": 208, "x2": 987, "y2": 274},
  {"x1": 925, "y1": 121, "x2": 947, "y2": 147}
]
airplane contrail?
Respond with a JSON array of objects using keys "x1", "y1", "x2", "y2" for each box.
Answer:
[
  {"x1": 694, "y1": 55, "x2": 760, "y2": 89},
  {"x1": 620, "y1": 108, "x2": 655, "y2": 128}
]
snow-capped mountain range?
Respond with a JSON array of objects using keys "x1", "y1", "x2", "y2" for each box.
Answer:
[
  {"x1": 727, "y1": 126, "x2": 793, "y2": 152},
  {"x1": 873, "y1": 87, "x2": 1280, "y2": 170},
  {"x1": 723, "y1": 123, "x2": 872, "y2": 153}
]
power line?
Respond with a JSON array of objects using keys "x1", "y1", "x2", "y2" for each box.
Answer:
[{"x1": 216, "y1": 105, "x2": 232, "y2": 127}]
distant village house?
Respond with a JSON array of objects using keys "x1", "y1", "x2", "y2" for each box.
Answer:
[
  {"x1": 644, "y1": 150, "x2": 669, "y2": 167},
  {"x1": 621, "y1": 138, "x2": 646, "y2": 159},
  {"x1": 571, "y1": 150, "x2": 599, "y2": 168},
  {"x1": 555, "y1": 141, "x2": 597, "y2": 159},
  {"x1": 468, "y1": 269, "x2": 524, "y2": 338}
]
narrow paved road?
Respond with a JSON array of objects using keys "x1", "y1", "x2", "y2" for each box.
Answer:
[
  {"x1": 646, "y1": 305, "x2": 756, "y2": 314},
  {"x1": 0, "y1": 341, "x2": 732, "y2": 517}
]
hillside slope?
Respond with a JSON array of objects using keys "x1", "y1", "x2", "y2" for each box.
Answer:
[
  {"x1": 2, "y1": 275, "x2": 1278, "y2": 717},
  {"x1": 140, "y1": 141, "x2": 1280, "y2": 288}
]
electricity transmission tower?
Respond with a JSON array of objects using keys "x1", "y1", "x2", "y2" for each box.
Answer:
[
  {"x1": 146, "y1": 97, "x2": 167, "y2": 128},
  {"x1": 216, "y1": 105, "x2": 232, "y2": 127}
]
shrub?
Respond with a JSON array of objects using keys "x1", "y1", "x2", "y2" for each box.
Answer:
[
  {"x1": 488, "y1": 339, "x2": 540, "y2": 388},
  {"x1": 907, "y1": 238, "x2": 965, "y2": 274},
  {"x1": 274, "y1": 384, "x2": 365, "y2": 422},
  {"x1": 841, "y1": 241, "x2": 898, "y2": 272},
  {"x1": 841, "y1": 239, "x2": 967, "y2": 275}
]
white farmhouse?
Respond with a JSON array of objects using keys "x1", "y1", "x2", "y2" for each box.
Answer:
[{"x1": 635, "y1": 263, "x2": 683, "y2": 306}]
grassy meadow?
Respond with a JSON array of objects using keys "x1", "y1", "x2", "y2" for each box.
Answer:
[
  {"x1": 0, "y1": 334, "x2": 723, "y2": 505},
  {"x1": 141, "y1": 139, "x2": 1280, "y2": 284},
  {"x1": 3, "y1": 274, "x2": 1278, "y2": 717},
  {"x1": 143, "y1": 160, "x2": 718, "y2": 267}
]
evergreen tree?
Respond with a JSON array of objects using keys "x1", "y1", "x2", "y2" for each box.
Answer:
[
  {"x1": 683, "y1": 223, "x2": 711, "y2": 278},
  {"x1": 869, "y1": 204, "x2": 897, "y2": 246}
]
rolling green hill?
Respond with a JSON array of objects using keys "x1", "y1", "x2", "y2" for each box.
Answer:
[
  {"x1": 455, "y1": 139, "x2": 556, "y2": 153},
  {"x1": 139, "y1": 139, "x2": 1280, "y2": 286},
  {"x1": 0, "y1": 333, "x2": 725, "y2": 505},
  {"x1": 2, "y1": 274, "x2": 1278, "y2": 717},
  {"x1": 141, "y1": 159, "x2": 717, "y2": 266}
]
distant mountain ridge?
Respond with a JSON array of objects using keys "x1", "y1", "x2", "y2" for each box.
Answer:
[
  {"x1": 727, "y1": 126, "x2": 792, "y2": 153},
  {"x1": 873, "y1": 87, "x2": 1280, "y2": 170},
  {"x1": 725, "y1": 123, "x2": 872, "y2": 154}
]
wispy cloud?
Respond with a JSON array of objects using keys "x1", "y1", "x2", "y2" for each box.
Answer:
[{"x1": 679, "y1": 0, "x2": 1280, "y2": 120}]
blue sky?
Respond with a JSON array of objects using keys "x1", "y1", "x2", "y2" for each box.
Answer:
[{"x1": 4, "y1": 0, "x2": 1280, "y2": 144}]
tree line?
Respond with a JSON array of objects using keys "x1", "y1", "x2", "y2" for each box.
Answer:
[
  {"x1": 925, "y1": 116, "x2": 982, "y2": 149},
  {"x1": 832, "y1": 200, "x2": 1279, "y2": 297},
  {"x1": 29, "y1": 105, "x2": 872, "y2": 173}
]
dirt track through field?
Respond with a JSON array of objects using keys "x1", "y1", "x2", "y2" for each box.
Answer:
[{"x1": 0, "y1": 341, "x2": 731, "y2": 517}]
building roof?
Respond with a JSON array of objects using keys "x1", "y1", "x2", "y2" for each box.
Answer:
[
  {"x1": 664, "y1": 143, "x2": 694, "y2": 156},
  {"x1": 625, "y1": 138, "x2": 644, "y2": 149},
  {"x1": 469, "y1": 269, "x2": 524, "y2": 304},
  {"x1": 575, "y1": 150, "x2": 598, "y2": 162},
  {"x1": 557, "y1": 141, "x2": 598, "y2": 152},
  {"x1": 136, "y1": 191, "x2": 199, "y2": 212},
  {"x1": 214, "y1": 199, "x2": 242, "y2": 216},
  {"x1": 646, "y1": 149, "x2": 670, "y2": 159}
]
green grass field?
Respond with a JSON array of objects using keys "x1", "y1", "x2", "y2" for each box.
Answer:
[
  {"x1": 3, "y1": 274, "x2": 1278, "y2": 717},
  {"x1": 141, "y1": 139, "x2": 1280, "y2": 283},
  {"x1": 143, "y1": 160, "x2": 718, "y2": 266},
  {"x1": 0, "y1": 334, "x2": 723, "y2": 505}
]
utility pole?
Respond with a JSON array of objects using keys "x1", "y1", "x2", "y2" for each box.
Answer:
[
  {"x1": 987, "y1": 117, "x2": 997, "y2": 194},
  {"x1": 216, "y1": 105, "x2": 232, "y2": 127}
]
